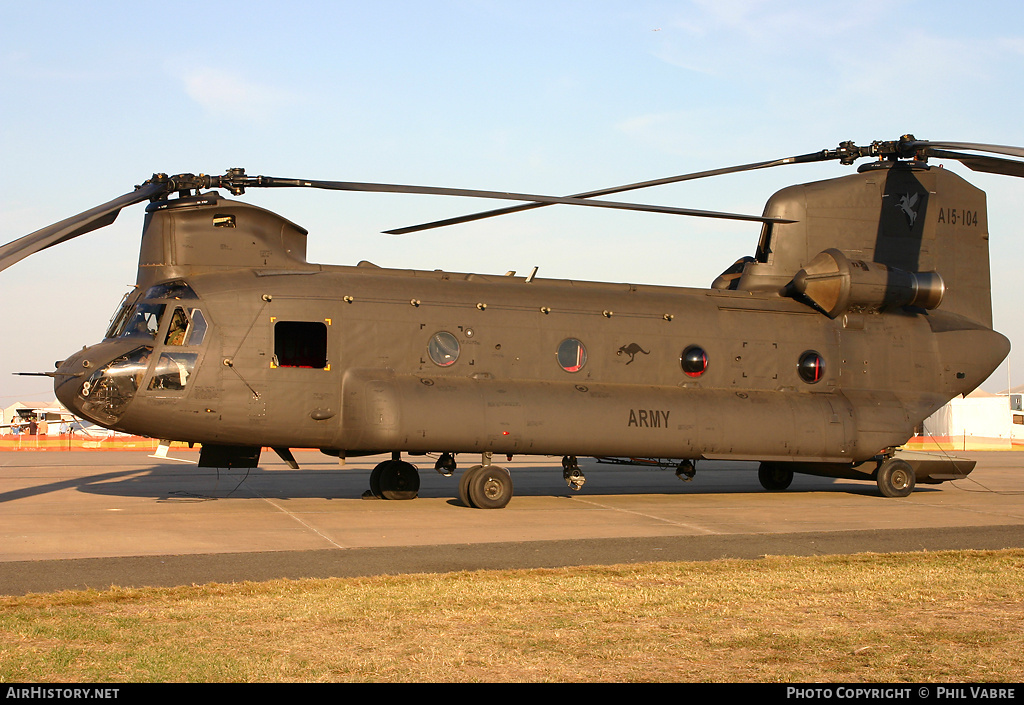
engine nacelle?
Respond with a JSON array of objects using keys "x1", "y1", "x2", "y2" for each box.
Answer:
[{"x1": 791, "y1": 248, "x2": 944, "y2": 318}]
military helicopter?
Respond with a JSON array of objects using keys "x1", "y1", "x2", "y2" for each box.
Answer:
[{"x1": 0, "y1": 135, "x2": 1014, "y2": 508}]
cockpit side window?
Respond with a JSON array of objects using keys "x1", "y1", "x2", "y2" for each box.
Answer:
[
  {"x1": 163, "y1": 307, "x2": 209, "y2": 347},
  {"x1": 164, "y1": 308, "x2": 189, "y2": 346},
  {"x1": 148, "y1": 353, "x2": 199, "y2": 392},
  {"x1": 188, "y1": 309, "x2": 208, "y2": 346}
]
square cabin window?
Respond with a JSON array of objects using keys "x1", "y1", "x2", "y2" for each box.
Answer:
[{"x1": 274, "y1": 321, "x2": 328, "y2": 368}]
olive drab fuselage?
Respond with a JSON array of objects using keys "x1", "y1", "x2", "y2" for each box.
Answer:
[{"x1": 53, "y1": 161, "x2": 1010, "y2": 478}]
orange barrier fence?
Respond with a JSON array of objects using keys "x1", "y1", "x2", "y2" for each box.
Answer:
[{"x1": 0, "y1": 435, "x2": 197, "y2": 452}]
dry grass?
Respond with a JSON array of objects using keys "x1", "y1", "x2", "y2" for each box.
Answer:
[{"x1": 1, "y1": 549, "x2": 1022, "y2": 682}]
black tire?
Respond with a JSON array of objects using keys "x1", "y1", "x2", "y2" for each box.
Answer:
[
  {"x1": 378, "y1": 460, "x2": 420, "y2": 500},
  {"x1": 370, "y1": 460, "x2": 419, "y2": 500},
  {"x1": 758, "y1": 462, "x2": 794, "y2": 491},
  {"x1": 459, "y1": 465, "x2": 483, "y2": 507},
  {"x1": 877, "y1": 458, "x2": 915, "y2": 498},
  {"x1": 468, "y1": 465, "x2": 513, "y2": 509},
  {"x1": 369, "y1": 462, "x2": 387, "y2": 498}
]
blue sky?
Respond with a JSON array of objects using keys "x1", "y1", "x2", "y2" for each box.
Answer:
[{"x1": 3, "y1": 0, "x2": 1024, "y2": 405}]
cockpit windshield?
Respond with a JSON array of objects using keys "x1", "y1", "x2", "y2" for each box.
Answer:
[
  {"x1": 82, "y1": 280, "x2": 208, "y2": 424},
  {"x1": 105, "y1": 280, "x2": 202, "y2": 341},
  {"x1": 105, "y1": 289, "x2": 140, "y2": 339},
  {"x1": 120, "y1": 302, "x2": 167, "y2": 340}
]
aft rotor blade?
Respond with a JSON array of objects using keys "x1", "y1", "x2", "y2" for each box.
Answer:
[
  {"x1": 383, "y1": 152, "x2": 826, "y2": 234},
  {"x1": 253, "y1": 176, "x2": 795, "y2": 225},
  {"x1": 908, "y1": 140, "x2": 1024, "y2": 160},
  {"x1": 0, "y1": 182, "x2": 165, "y2": 273},
  {"x1": 925, "y1": 149, "x2": 1024, "y2": 178}
]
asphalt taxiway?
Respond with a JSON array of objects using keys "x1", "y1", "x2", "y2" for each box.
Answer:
[{"x1": 0, "y1": 450, "x2": 1021, "y2": 595}]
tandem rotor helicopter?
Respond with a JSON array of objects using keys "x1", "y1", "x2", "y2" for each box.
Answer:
[{"x1": 0, "y1": 135, "x2": 1014, "y2": 508}]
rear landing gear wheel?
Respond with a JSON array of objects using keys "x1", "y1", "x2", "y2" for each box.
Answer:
[
  {"x1": 758, "y1": 462, "x2": 794, "y2": 491},
  {"x1": 370, "y1": 459, "x2": 420, "y2": 500},
  {"x1": 876, "y1": 458, "x2": 915, "y2": 498}
]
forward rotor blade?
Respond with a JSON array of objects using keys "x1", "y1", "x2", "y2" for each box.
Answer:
[
  {"x1": 383, "y1": 152, "x2": 826, "y2": 234},
  {"x1": 253, "y1": 176, "x2": 795, "y2": 225},
  {"x1": 0, "y1": 182, "x2": 165, "y2": 273}
]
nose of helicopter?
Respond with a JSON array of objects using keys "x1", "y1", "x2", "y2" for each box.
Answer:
[
  {"x1": 53, "y1": 349, "x2": 89, "y2": 411},
  {"x1": 54, "y1": 341, "x2": 153, "y2": 427}
]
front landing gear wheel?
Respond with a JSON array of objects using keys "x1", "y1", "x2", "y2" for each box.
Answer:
[
  {"x1": 458, "y1": 464, "x2": 513, "y2": 509},
  {"x1": 876, "y1": 458, "x2": 915, "y2": 498},
  {"x1": 470, "y1": 465, "x2": 513, "y2": 509},
  {"x1": 370, "y1": 460, "x2": 420, "y2": 500},
  {"x1": 758, "y1": 462, "x2": 794, "y2": 491}
]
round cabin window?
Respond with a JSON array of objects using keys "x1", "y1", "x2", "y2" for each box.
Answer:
[
  {"x1": 797, "y1": 350, "x2": 825, "y2": 384},
  {"x1": 681, "y1": 345, "x2": 708, "y2": 377},
  {"x1": 428, "y1": 331, "x2": 460, "y2": 367},
  {"x1": 556, "y1": 338, "x2": 587, "y2": 372}
]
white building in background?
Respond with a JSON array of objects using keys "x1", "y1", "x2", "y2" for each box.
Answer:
[{"x1": 914, "y1": 389, "x2": 1023, "y2": 451}]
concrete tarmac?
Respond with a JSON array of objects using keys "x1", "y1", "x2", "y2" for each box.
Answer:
[{"x1": 0, "y1": 450, "x2": 1022, "y2": 595}]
